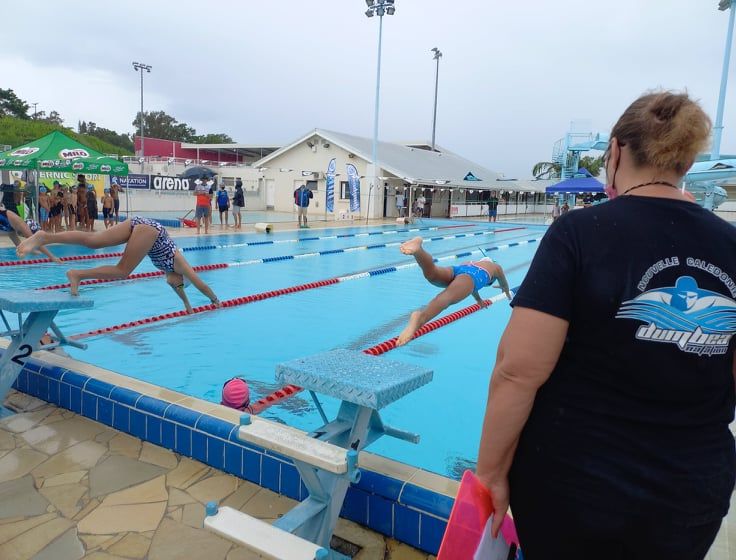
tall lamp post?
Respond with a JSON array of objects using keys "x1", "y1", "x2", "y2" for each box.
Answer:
[
  {"x1": 31, "y1": 102, "x2": 38, "y2": 119},
  {"x1": 132, "y1": 62, "x2": 152, "y2": 170},
  {"x1": 364, "y1": 0, "x2": 396, "y2": 222},
  {"x1": 713, "y1": 0, "x2": 735, "y2": 160},
  {"x1": 431, "y1": 47, "x2": 442, "y2": 152}
]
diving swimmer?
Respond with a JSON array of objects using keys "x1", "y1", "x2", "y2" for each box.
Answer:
[
  {"x1": 16, "y1": 216, "x2": 220, "y2": 313},
  {"x1": 396, "y1": 236, "x2": 512, "y2": 346},
  {"x1": 0, "y1": 204, "x2": 61, "y2": 262}
]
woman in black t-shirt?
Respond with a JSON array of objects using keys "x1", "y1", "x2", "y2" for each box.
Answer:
[{"x1": 476, "y1": 92, "x2": 735, "y2": 560}]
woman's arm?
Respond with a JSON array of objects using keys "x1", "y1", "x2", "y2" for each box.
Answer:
[{"x1": 476, "y1": 307, "x2": 568, "y2": 536}]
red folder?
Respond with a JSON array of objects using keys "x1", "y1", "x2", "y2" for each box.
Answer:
[{"x1": 438, "y1": 470, "x2": 521, "y2": 560}]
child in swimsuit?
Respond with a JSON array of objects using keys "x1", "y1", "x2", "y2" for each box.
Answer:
[
  {"x1": 0, "y1": 205, "x2": 60, "y2": 262},
  {"x1": 16, "y1": 216, "x2": 221, "y2": 313},
  {"x1": 396, "y1": 236, "x2": 512, "y2": 346}
]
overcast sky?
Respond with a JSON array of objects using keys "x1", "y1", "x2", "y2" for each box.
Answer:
[{"x1": 2, "y1": 0, "x2": 734, "y2": 177}]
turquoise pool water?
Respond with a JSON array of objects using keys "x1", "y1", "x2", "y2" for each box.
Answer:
[{"x1": 1, "y1": 219, "x2": 546, "y2": 478}]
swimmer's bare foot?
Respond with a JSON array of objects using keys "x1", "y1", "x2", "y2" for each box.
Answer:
[
  {"x1": 66, "y1": 270, "x2": 81, "y2": 296},
  {"x1": 16, "y1": 231, "x2": 48, "y2": 258},
  {"x1": 400, "y1": 237, "x2": 423, "y2": 255},
  {"x1": 396, "y1": 311, "x2": 423, "y2": 347}
]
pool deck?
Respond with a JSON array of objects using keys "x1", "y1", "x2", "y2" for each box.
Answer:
[{"x1": 0, "y1": 389, "x2": 435, "y2": 560}]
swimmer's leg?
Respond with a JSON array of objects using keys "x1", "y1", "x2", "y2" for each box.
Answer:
[
  {"x1": 16, "y1": 220, "x2": 134, "y2": 257},
  {"x1": 172, "y1": 253, "x2": 220, "y2": 308},
  {"x1": 396, "y1": 275, "x2": 474, "y2": 346},
  {"x1": 64, "y1": 224, "x2": 158, "y2": 295},
  {"x1": 400, "y1": 236, "x2": 454, "y2": 286}
]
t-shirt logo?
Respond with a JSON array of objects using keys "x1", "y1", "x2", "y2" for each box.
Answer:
[{"x1": 617, "y1": 268, "x2": 736, "y2": 356}]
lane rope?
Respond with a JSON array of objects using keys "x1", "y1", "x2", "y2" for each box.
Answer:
[
  {"x1": 2, "y1": 222, "x2": 487, "y2": 267},
  {"x1": 69, "y1": 238, "x2": 540, "y2": 340},
  {"x1": 36, "y1": 226, "x2": 526, "y2": 291},
  {"x1": 249, "y1": 286, "x2": 520, "y2": 413}
]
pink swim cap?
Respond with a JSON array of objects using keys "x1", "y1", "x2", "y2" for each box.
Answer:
[{"x1": 221, "y1": 378, "x2": 250, "y2": 409}]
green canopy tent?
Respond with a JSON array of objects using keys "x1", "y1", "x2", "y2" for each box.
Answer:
[{"x1": 0, "y1": 130, "x2": 129, "y2": 219}]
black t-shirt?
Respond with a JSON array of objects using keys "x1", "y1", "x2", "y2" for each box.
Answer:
[
  {"x1": 488, "y1": 197, "x2": 499, "y2": 211},
  {"x1": 511, "y1": 196, "x2": 736, "y2": 524}
]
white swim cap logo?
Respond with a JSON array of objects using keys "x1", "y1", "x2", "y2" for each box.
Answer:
[
  {"x1": 59, "y1": 149, "x2": 90, "y2": 159},
  {"x1": 9, "y1": 147, "x2": 39, "y2": 157}
]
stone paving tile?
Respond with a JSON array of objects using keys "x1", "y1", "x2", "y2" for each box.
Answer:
[
  {"x1": 32, "y1": 527, "x2": 84, "y2": 560},
  {"x1": 20, "y1": 417, "x2": 108, "y2": 455},
  {"x1": 100, "y1": 475, "x2": 168, "y2": 506},
  {"x1": 106, "y1": 532, "x2": 151, "y2": 559},
  {"x1": 0, "y1": 515, "x2": 73, "y2": 560},
  {"x1": 0, "y1": 475, "x2": 50, "y2": 519},
  {"x1": 42, "y1": 470, "x2": 87, "y2": 488},
  {"x1": 0, "y1": 448, "x2": 48, "y2": 481},
  {"x1": 139, "y1": 442, "x2": 178, "y2": 469},
  {"x1": 78, "y1": 502, "x2": 167, "y2": 534},
  {"x1": 186, "y1": 474, "x2": 239, "y2": 504},
  {"x1": 31, "y1": 440, "x2": 106, "y2": 479},
  {"x1": 107, "y1": 433, "x2": 141, "y2": 459},
  {"x1": 88, "y1": 455, "x2": 166, "y2": 498},
  {"x1": 148, "y1": 517, "x2": 233, "y2": 560},
  {"x1": 39, "y1": 483, "x2": 87, "y2": 519},
  {"x1": 0, "y1": 400, "x2": 438, "y2": 560},
  {"x1": 0, "y1": 512, "x2": 57, "y2": 544}
]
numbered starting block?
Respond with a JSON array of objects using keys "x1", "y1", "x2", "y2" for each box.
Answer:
[{"x1": 0, "y1": 290, "x2": 93, "y2": 414}]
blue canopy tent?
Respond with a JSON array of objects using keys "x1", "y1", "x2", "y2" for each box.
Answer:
[{"x1": 544, "y1": 170, "x2": 605, "y2": 221}]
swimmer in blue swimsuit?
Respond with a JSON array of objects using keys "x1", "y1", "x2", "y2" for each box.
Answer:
[
  {"x1": 396, "y1": 236, "x2": 512, "y2": 346},
  {"x1": 0, "y1": 205, "x2": 61, "y2": 262},
  {"x1": 16, "y1": 217, "x2": 221, "y2": 313}
]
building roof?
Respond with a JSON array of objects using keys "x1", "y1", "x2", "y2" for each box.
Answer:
[{"x1": 254, "y1": 128, "x2": 542, "y2": 190}]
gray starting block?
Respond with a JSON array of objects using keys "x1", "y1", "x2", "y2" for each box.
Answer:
[
  {"x1": 0, "y1": 290, "x2": 93, "y2": 412},
  {"x1": 205, "y1": 349, "x2": 433, "y2": 560}
]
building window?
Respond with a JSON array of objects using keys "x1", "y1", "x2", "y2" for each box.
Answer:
[
  {"x1": 340, "y1": 181, "x2": 350, "y2": 199},
  {"x1": 306, "y1": 180, "x2": 318, "y2": 191}
]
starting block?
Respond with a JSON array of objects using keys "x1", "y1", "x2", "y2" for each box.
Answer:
[
  {"x1": 0, "y1": 290, "x2": 93, "y2": 412},
  {"x1": 205, "y1": 349, "x2": 433, "y2": 559}
]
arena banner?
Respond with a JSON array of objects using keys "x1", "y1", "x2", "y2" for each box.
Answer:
[
  {"x1": 151, "y1": 175, "x2": 194, "y2": 191},
  {"x1": 111, "y1": 173, "x2": 150, "y2": 189},
  {"x1": 325, "y1": 158, "x2": 336, "y2": 212},
  {"x1": 37, "y1": 171, "x2": 105, "y2": 195}
]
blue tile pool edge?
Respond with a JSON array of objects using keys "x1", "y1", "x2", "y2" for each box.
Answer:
[{"x1": 8, "y1": 354, "x2": 449, "y2": 555}]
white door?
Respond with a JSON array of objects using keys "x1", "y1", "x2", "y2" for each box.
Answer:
[{"x1": 266, "y1": 179, "x2": 275, "y2": 209}]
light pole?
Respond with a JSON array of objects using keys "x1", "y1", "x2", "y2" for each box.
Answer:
[
  {"x1": 31, "y1": 102, "x2": 38, "y2": 119},
  {"x1": 713, "y1": 0, "x2": 735, "y2": 160},
  {"x1": 364, "y1": 0, "x2": 396, "y2": 222},
  {"x1": 431, "y1": 48, "x2": 442, "y2": 152},
  {"x1": 132, "y1": 62, "x2": 152, "y2": 169}
]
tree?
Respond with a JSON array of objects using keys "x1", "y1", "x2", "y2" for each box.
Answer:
[
  {"x1": 83, "y1": 124, "x2": 134, "y2": 152},
  {"x1": 0, "y1": 89, "x2": 30, "y2": 119},
  {"x1": 191, "y1": 133, "x2": 234, "y2": 144},
  {"x1": 532, "y1": 161, "x2": 561, "y2": 179},
  {"x1": 578, "y1": 155, "x2": 604, "y2": 177},
  {"x1": 132, "y1": 111, "x2": 196, "y2": 142}
]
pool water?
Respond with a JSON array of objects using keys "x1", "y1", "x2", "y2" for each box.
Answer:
[{"x1": 1, "y1": 219, "x2": 546, "y2": 478}]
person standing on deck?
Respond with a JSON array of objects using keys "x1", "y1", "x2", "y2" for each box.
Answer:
[
  {"x1": 294, "y1": 184, "x2": 313, "y2": 228},
  {"x1": 488, "y1": 192, "x2": 499, "y2": 222},
  {"x1": 110, "y1": 182, "x2": 122, "y2": 223},
  {"x1": 232, "y1": 179, "x2": 245, "y2": 229},
  {"x1": 476, "y1": 91, "x2": 736, "y2": 560},
  {"x1": 193, "y1": 176, "x2": 211, "y2": 235}
]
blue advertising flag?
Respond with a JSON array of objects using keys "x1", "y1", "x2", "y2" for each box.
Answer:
[
  {"x1": 346, "y1": 163, "x2": 360, "y2": 212},
  {"x1": 326, "y1": 158, "x2": 336, "y2": 212}
]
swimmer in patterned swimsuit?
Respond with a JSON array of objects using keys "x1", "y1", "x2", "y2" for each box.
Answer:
[
  {"x1": 0, "y1": 205, "x2": 61, "y2": 262},
  {"x1": 16, "y1": 216, "x2": 220, "y2": 313},
  {"x1": 396, "y1": 236, "x2": 512, "y2": 346}
]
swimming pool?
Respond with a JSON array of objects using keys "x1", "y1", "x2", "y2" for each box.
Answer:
[{"x1": 1, "y1": 219, "x2": 546, "y2": 478}]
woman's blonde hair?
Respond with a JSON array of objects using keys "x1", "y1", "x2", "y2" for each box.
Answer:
[{"x1": 611, "y1": 91, "x2": 712, "y2": 175}]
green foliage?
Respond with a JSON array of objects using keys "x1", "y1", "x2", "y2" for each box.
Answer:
[
  {"x1": 79, "y1": 121, "x2": 134, "y2": 152},
  {"x1": 0, "y1": 88, "x2": 30, "y2": 119},
  {"x1": 578, "y1": 155, "x2": 604, "y2": 177},
  {"x1": 132, "y1": 110, "x2": 196, "y2": 142},
  {"x1": 191, "y1": 133, "x2": 234, "y2": 144},
  {"x1": 0, "y1": 117, "x2": 133, "y2": 156},
  {"x1": 532, "y1": 161, "x2": 561, "y2": 179}
]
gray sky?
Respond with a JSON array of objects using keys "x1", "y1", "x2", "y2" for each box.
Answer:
[{"x1": 2, "y1": 0, "x2": 734, "y2": 177}]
